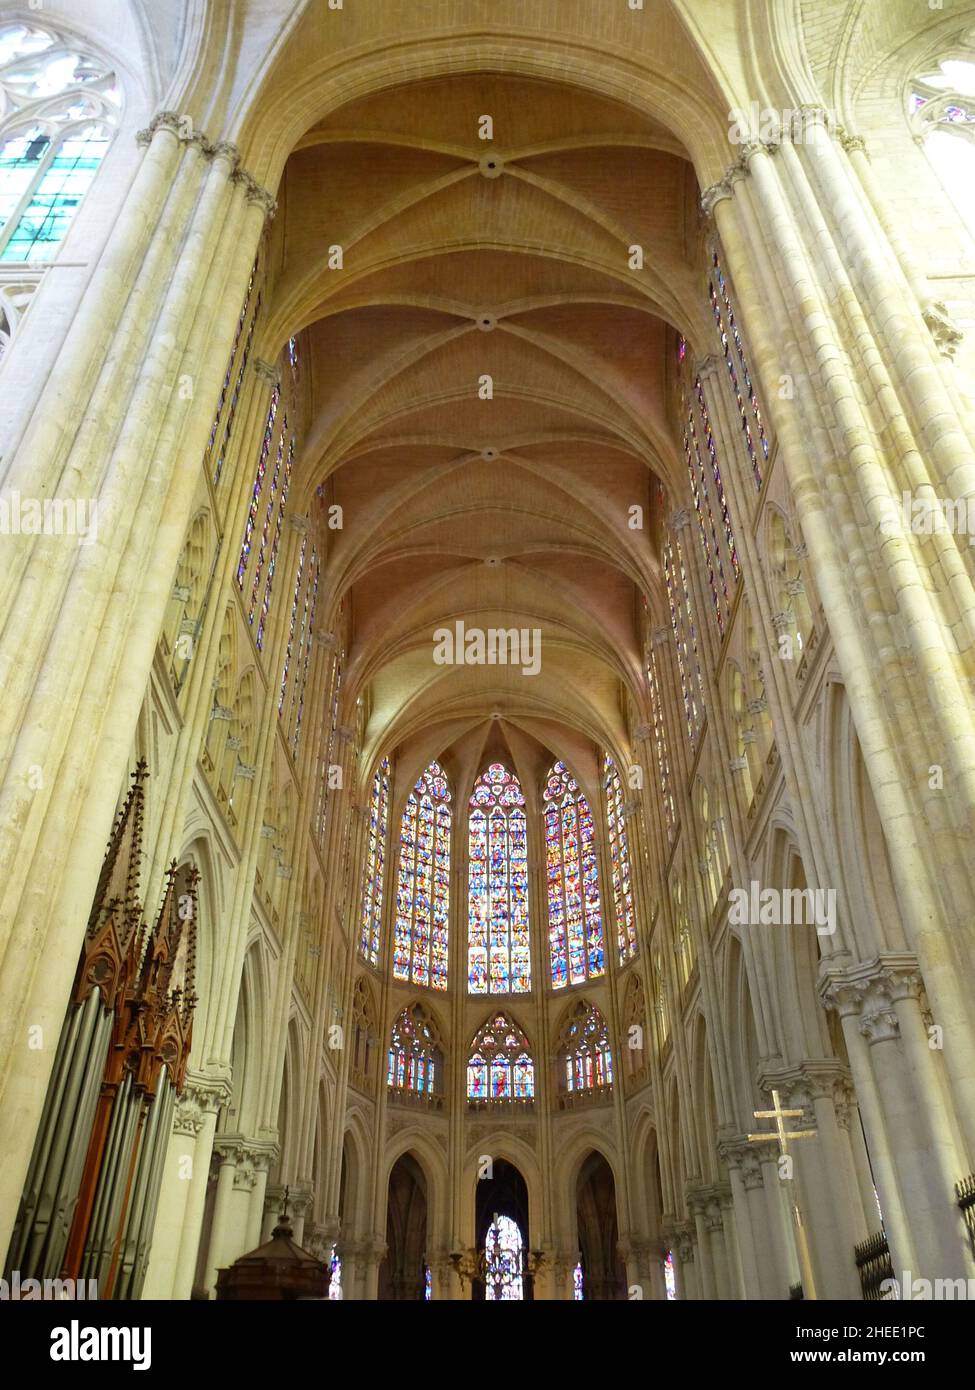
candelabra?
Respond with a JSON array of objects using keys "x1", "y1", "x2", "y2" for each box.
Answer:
[{"x1": 450, "y1": 1217, "x2": 546, "y2": 1296}]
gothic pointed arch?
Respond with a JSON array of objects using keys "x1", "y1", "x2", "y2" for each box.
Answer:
[
  {"x1": 393, "y1": 759, "x2": 451, "y2": 990},
  {"x1": 466, "y1": 1011, "x2": 534, "y2": 1105},
  {"x1": 542, "y1": 758, "x2": 605, "y2": 989},
  {"x1": 467, "y1": 762, "x2": 530, "y2": 995}
]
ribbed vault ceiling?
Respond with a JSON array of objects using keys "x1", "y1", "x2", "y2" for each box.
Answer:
[{"x1": 268, "y1": 70, "x2": 706, "y2": 793}]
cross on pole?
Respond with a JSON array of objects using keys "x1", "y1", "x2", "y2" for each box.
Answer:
[
  {"x1": 747, "y1": 1088, "x2": 818, "y2": 1298},
  {"x1": 747, "y1": 1088, "x2": 817, "y2": 1154}
]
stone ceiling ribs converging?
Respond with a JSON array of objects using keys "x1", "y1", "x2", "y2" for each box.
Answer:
[{"x1": 268, "y1": 68, "x2": 708, "y2": 794}]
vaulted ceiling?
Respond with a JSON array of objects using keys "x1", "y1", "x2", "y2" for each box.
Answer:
[{"x1": 265, "y1": 68, "x2": 710, "y2": 796}]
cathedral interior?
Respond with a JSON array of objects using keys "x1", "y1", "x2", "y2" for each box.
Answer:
[{"x1": 2, "y1": 0, "x2": 975, "y2": 1310}]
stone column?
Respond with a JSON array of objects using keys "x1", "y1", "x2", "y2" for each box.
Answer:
[
  {"x1": 703, "y1": 1187, "x2": 735, "y2": 1298},
  {"x1": 430, "y1": 1249, "x2": 460, "y2": 1301},
  {"x1": 720, "y1": 1140, "x2": 765, "y2": 1299},
  {"x1": 822, "y1": 955, "x2": 970, "y2": 1282},
  {"x1": 142, "y1": 1071, "x2": 230, "y2": 1299},
  {"x1": 0, "y1": 115, "x2": 276, "y2": 1256},
  {"x1": 686, "y1": 1187, "x2": 717, "y2": 1298},
  {"x1": 756, "y1": 1144, "x2": 800, "y2": 1296},
  {"x1": 674, "y1": 1224, "x2": 697, "y2": 1299},
  {"x1": 754, "y1": 1071, "x2": 856, "y2": 1299}
]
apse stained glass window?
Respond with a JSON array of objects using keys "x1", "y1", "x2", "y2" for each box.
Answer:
[
  {"x1": 603, "y1": 754, "x2": 637, "y2": 964},
  {"x1": 664, "y1": 1250, "x2": 677, "y2": 1300},
  {"x1": 393, "y1": 762, "x2": 451, "y2": 990},
  {"x1": 467, "y1": 1012, "x2": 535, "y2": 1102},
  {"x1": 543, "y1": 760, "x2": 604, "y2": 989},
  {"x1": 484, "y1": 1215, "x2": 524, "y2": 1301},
  {"x1": 573, "y1": 1262, "x2": 584, "y2": 1300},
  {"x1": 386, "y1": 1003, "x2": 443, "y2": 1094},
  {"x1": 358, "y1": 755, "x2": 390, "y2": 966},
  {"x1": 424, "y1": 1266, "x2": 432, "y2": 1300},
  {"x1": 558, "y1": 999, "x2": 614, "y2": 1093},
  {"x1": 709, "y1": 250, "x2": 768, "y2": 490},
  {"x1": 468, "y1": 763, "x2": 530, "y2": 994},
  {"x1": 646, "y1": 644, "x2": 677, "y2": 840},
  {"x1": 0, "y1": 24, "x2": 120, "y2": 263}
]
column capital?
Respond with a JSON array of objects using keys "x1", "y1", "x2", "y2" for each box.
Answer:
[
  {"x1": 818, "y1": 951, "x2": 924, "y2": 1018},
  {"x1": 253, "y1": 357, "x2": 278, "y2": 385},
  {"x1": 135, "y1": 110, "x2": 184, "y2": 146},
  {"x1": 694, "y1": 354, "x2": 722, "y2": 382},
  {"x1": 860, "y1": 1008, "x2": 900, "y2": 1045}
]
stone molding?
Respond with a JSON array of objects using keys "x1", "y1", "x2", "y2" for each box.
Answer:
[{"x1": 135, "y1": 111, "x2": 277, "y2": 218}]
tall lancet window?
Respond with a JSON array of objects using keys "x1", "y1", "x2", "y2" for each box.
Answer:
[
  {"x1": 358, "y1": 755, "x2": 390, "y2": 967},
  {"x1": 709, "y1": 250, "x2": 768, "y2": 490},
  {"x1": 467, "y1": 1012, "x2": 535, "y2": 1101},
  {"x1": 468, "y1": 763, "x2": 530, "y2": 994},
  {"x1": 663, "y1": 529, "x2": 704, "y2": 743},
  {"x1": 393, "y1": 761, "x2": 451, "y2": 990},
  {"x1": 603, "y1": 754, "x2": 637, "y2": 964},
  {"x1": 0, "y1": 23, "x2": 120, "y2": 263},
  {"x1": 484, "y1": 1215, "x2": 524, "y2": 1301},
  {"x1": 543, "y1": 760, "x2": 604, "y2": 988},
  {"x1": 910, "y1": 58, "x2": 975, "y2": 237}
]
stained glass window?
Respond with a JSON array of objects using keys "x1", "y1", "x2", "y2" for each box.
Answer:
[
  {"x1": 646, "y1": 643, "x2": 677, "y2": 839},
  {"x1": 695, "y1": 377, "x2": 740, "y2": 585},
  {"x1": 558, "y1": 999, "x2": 614, "y2": 1093},
  {"x1": 709, "y1": 250, "x2": 768, "y2": 490},
  {"x1": 393, "y1": 761, "x2": 451, "y2": 990},
  {"x1": 467, "y1": 1012, "x2": 535, "y2": 1101},
  {"x1": 664, "y1": 1250, "x2": 677, "y2": 1300},
  {"x1": 358, "y1": 755, "x2": 390, "y2": 966},
  {"x1": 252, "y1": 431, "x2": 295, "y2": 650},
  {"x1": 603, "y1": 754, "x2": 637, "y2": 964},
  {"x1": 424, "y1": 1266, "x2": 432, "y2": 1300},
  {"x1": 911, "y1": 61, "x2": 975, "y2": 238},
  {"x1": 543, "y1": 760, "x2": 604, "y2": 988},
  {"x1": 387, "y1": 1002, "x2": 443, "y2": 1094},
  {"x1": 484, "y1": 1215, "x2": 524, "y2": 1301},
  {"x1": 279, "y1": 536, "x2": 306, "y2": 714},
  {"x1": 663, "y1": 531, "x2": 704, "y2": 742},
  {"x1": 279, "y1": 541, "x2": 319, "y2": 758},
  {"x1": 208, "y1": 260, "x2": 259, "y2": 484},
  {"x1": 328, "y1": 1248, "x2": 342, "y2": 1300},
  {"x1": 468, "y1": 763, "x2": 530, "y2": 994},
  {"x1": 682, "y1": 371, "x2": 740, "y2": 637},
  {"x1": 0, "y1": 24, "x2": 120, "y2": 262},
  {"x1": 573, "y1": 1262, "x2": 584, "y2": 1300},
  {"x1": 314, "y1": 647, "x2": 343, "y2": 845},
  {"x1": 237, "y1": 382, "x2": 280, "y2": 588},
  {"x1": 684, "y1": 390, "x2": 728, "y2": 633}
]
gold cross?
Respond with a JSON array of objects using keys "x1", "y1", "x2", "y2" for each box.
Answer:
[
  {"x1": 747, "y1": 1088, "x2": 819, "y2": 1297},
  {"x1": 747, "y1": 1088, "x2": 816, "y2": 1156}
]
